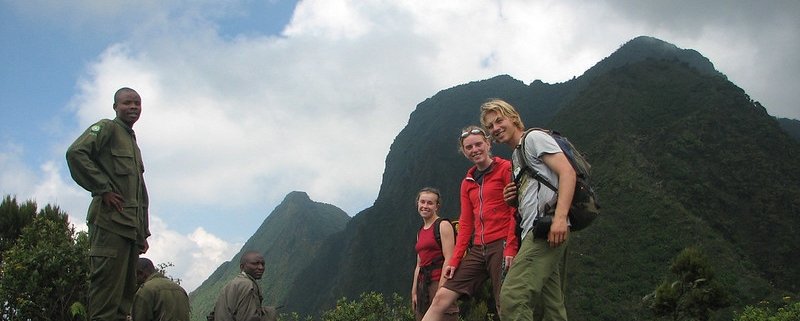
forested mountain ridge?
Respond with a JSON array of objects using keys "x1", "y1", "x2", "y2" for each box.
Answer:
[
  {"x1": 194, "y1": 36, "x2": 800, "y2": 320},
  {"x1": 188, "y1": 191, "x2": 350, "y2": 321},
  {"x1": 547, "y1": 58, "x2": 800, "y2": 319},
  {"x1": 777, "y1": 117, "x2": 800, "y2": 141}
]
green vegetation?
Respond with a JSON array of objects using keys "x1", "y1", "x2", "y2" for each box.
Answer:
[
  {"x1": 319, "y1": 292, "x2": 412, "y2": 321},
  {"x1": 776, "y1": 117, "x2": 800, "y2": 142},
  {"x1": 0, "y1": 196, "x2": 37, "y2": 263},
  {"x1": 0, "y1": 196, "x2": 89, "y2": 321},
  {"x1": 276, "y1": 291, "x2": 496, "y2": 321},
  {"x1": 734, "y1": 298, "x2": 800, "y2": 321},
  {"x1": 0, "y1": 196, "x2": 184, "y2": 321},
  {"x1": 644, "y1": 247, "x2": 730, "y2": 320}
]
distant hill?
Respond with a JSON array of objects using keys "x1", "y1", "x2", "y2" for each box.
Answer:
[
  {"x1": 777, "y1": 117, "x2": 800, "y2": 141},
  {"x1": 188, "y1": 191, "x2": 350, "y2": 321},
  {"x1": 195, "y1": 36, "x2": 800, "y2": 321}
]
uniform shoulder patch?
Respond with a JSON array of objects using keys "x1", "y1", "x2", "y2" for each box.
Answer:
[{"x1": 88, "y1": 123, "x2": 104, "y2": 136}]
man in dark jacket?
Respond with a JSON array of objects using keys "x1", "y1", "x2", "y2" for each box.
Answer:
[
  {"x1": 131, "y1": 258, "x2": 190, "y2": 321},
  {"x1": 67, "y1": 87, "x2": 151, "y2": 321},
  {"x1": 211, "y1": 251, "x2": 277, "y2": 321}
]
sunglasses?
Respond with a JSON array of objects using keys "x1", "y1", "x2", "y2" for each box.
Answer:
[{"x1": 460, "y1": 128, "x2": 487, "y2": 138}]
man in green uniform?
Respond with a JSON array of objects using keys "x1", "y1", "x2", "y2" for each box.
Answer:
[
  {"x1": 66, "y1": 87, "x2": 151, "y2": 321},
  {"x1": 211, "y1": 251, "x2": 277, "y2": 321},
  {"x1": 131, "y1": 258, "x2": 190, "y2": 321}
]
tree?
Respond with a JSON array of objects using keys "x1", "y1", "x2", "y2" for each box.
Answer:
[
  {"x1": 320, "y1": 292, "x2": 413, "y2": 321},
  {"x1": 734, "y1": 297, "x2": 800, "y2": 321},
  {"x1": 0, "y1": 202, "x2": 89, "y2": 321},
  {"x1": 156, "y1": 261, "x2": 182, "y2": 284},
  {"x1": 644, "y1": 247, "x2": 730, "y2": 321},
  {"x1": 0, "y1": 196, "x2": 37, "y2": 264}
]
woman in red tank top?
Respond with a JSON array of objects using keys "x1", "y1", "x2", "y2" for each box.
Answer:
[{"x1": 411, "y1": 187, "x2": 459, "y2": 321}]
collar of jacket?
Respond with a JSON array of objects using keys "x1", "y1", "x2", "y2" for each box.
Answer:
[{"x1": 465, "y1": 156, "x2": 498, "y2": 182}]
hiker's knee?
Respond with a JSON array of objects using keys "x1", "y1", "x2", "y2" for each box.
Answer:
[{"x1": 430, "y1": 287, "x2": 458, "y2": 309}]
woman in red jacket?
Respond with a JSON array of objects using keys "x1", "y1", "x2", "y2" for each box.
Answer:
[
  {"x1": 411, "y1": 187, "x2": 459, "y2": 321},
  {"x1": 422, "y1": 125, "x2": 519, "y2": 321}
]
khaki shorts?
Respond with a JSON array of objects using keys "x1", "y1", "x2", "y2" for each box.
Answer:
[
  {"x1": 442, "y1": 239, "x2": 506, "y2": 302},
  {"x1": 415, "y1": 280, "x2": 459, "y2": 321}
]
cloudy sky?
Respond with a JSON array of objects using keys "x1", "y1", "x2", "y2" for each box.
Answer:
[{"x1": 2, "y1": 0, "x2": 798, "y2": 291}]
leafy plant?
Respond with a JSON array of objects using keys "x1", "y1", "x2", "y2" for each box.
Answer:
[
  {"x1": 320, "y1": 292, "x2": 413, "y2": 321},
  {"x1": 734, "y1": 297, "x2": 800, "y2": 321},
  {"x1": 644, "y1": 247, "x2": 730, "y2": 320},
  {"x1": 157, "y1": 261, "x2": 182, "y2": 284},
  {"x1": 0, "y1": 201, "x2": 89, "y2": 321},
  {"x1": 277, "y1": 311, "x2": 314, "y2": 321},
  {"x1": 0, "y1": 195, "x2": 37, "y2": 263}
]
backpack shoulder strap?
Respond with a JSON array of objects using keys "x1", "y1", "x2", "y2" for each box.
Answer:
[
  {"x1": 433, "y1": 218, "x2": 446, "y2": 247},
  {"x1": 518, "y1": 128, "x2": 551, "y2": 169},
  {"x1": 517, "y1": 128, "x2": 558, "y2": 192}
]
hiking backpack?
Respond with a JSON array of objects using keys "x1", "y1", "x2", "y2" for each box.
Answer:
[
  {"x1": 420, "y1": 218, "x2": 458, "y2": 248},
  {"x1": 516, "y1": 128, "x2": 600, "y2": 231}
]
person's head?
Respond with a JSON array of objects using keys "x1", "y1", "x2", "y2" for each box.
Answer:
[
  {"x1": 136, "y1": 257, "x2": 157, "y2": 286},
  {"x1": 416, "y1": 187, "x2": 441, "y2": 219},
  {"x1": 240, "y1": 251, "x2": 265, "y2": 280},
  {"x1": 459, "y1": 125, "x2": 492, "y2": 169},
  {"x1": 479, "y1": 99, "x2": 525, "y2": 146},
  {"x1": 113, "y1": 87, "x2": 142, "y2": 127}
]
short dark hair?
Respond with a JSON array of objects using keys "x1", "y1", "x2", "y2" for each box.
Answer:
[
  {"x1": 113, "y1": 87, "x2": 137, "y2": 105},
  {"x1": 137, "y1": 257, "x2": 156, "y2": 275},
  {"x1": 240, "y1": 251, "x2": 262, "y2": 265}
]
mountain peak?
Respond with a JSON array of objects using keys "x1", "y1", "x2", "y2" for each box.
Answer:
[
  {"x1": 623, "y1": 35, "x2": 679, "y2": 51},
  {"x1": 583, "y1": 35, "x2": 725, "y2": 81},
  {"x1": 189, "y1": 190, "x2": 350, "y2": 318},
  {"x1": 282, "y1": 191, "x2": 311, "y2": 203},
  {"x1": 270, "y1": 191, "x2": 350, "y2": 224}
]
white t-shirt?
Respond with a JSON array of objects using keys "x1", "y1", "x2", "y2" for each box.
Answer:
[{"x1": 512, "y1": 130, "x2": 562, "y2": 240}]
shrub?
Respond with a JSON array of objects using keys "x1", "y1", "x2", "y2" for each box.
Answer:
[
  {"x1": 734, "y1": 297, "x2": 799, "y2": 321},
  {"x1": 321, "y1": 292, "x2": 413, "y2": 321}
]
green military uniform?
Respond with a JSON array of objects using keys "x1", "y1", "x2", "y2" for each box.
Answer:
[
  {"x1": 66, "y1": 117, "x2": 150, "y2": 321},
  {"x1": 212, "y1": 272, "x2": 277, "y2": 321},
  {"x1": 131, "y1": 272, "x2": 190, "y2": 321}
]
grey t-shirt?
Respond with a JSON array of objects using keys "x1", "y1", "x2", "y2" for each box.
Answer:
[{"x1": 512, "y1": 130, "x2": 562, "y2": 240}]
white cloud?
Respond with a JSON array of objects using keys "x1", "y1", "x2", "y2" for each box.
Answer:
[
  {"x1": 0, "y1": 144, "x2": 86, "y2": 228},
  {"x1": 31, "y1": 161, "x2": 88, "y2": 230},
  {"x1": 286, "y1": 0, "x2": 374, "y2": 39},
  {"x1": 0, "y1": 143, "x2": 35, "y2": 197},
  {"x1": 144, "y1": 216, "x2": 240, "y2": 292}
]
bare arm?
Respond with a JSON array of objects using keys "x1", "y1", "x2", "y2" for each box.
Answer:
[
  {"x1": 541, "y1": 152, "x2": 576, "y2": 247},
  {"x1": 411, "y1": 255, "x2": 420, "y2": 311},
  {"x1": 438, "y1": 220, "x2": 456, "y2": 286}
]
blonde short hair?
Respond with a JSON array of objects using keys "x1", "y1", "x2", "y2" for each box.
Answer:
[{"x1": 479, "y1": 98, "x2": 525, "y2": 131}]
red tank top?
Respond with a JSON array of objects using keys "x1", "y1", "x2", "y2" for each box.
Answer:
[{"x1": 416, "y1": 223, "x2": 444, "y2": 281}]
